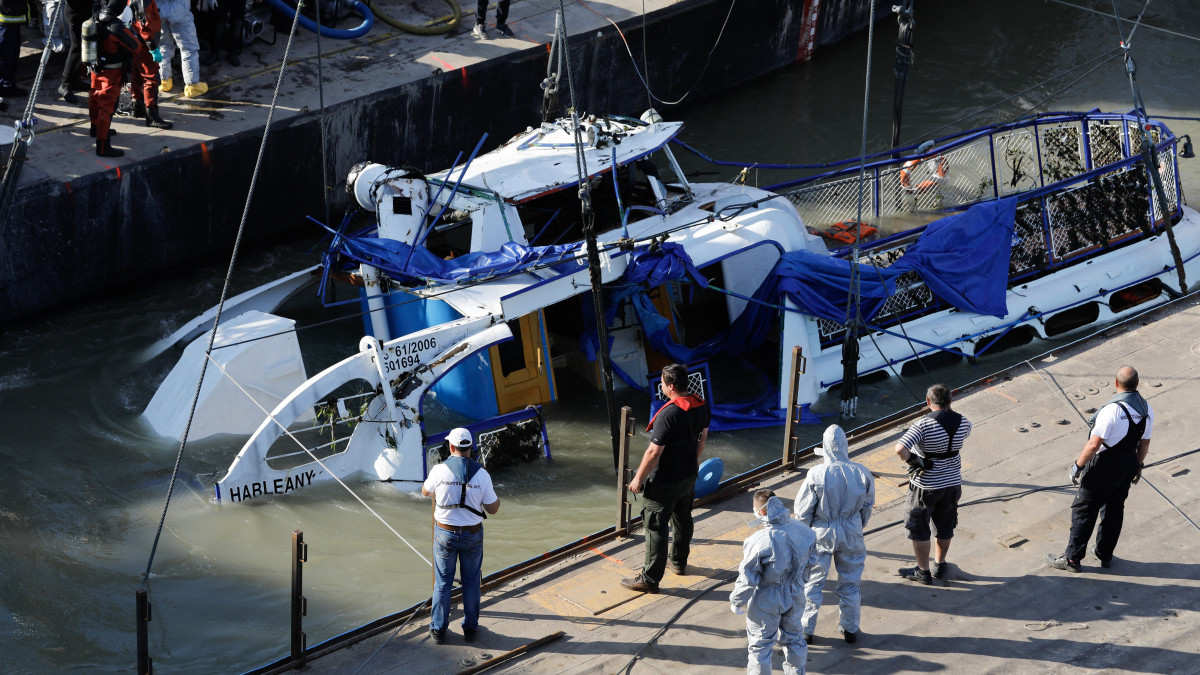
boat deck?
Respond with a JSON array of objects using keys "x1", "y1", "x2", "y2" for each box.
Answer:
[{"x1": 296, "y1": 294, "x2": 1200, "y2": 674}]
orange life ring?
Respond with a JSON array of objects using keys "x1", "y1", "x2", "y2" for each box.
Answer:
[{"x1": 899, "y1": 155, "x2": 950, "y2": 194}]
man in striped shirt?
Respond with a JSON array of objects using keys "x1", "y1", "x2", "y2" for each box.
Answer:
[{"x1": 893, "y1": 384, "x2": 972, "y2": 584}]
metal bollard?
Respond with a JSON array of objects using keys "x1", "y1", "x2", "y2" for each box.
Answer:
[
  {"x1": 136, "y1": 588, "x2": 152, "y2": 675},
  {"x1": 291, "y1": 530, "x2": 308, "y2": 667}
]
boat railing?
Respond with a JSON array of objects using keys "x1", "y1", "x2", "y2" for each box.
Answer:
[
  {"x1": 771, "y1": 111, "x2": 1181, "y2": 233},
  {"x1": 782, "y1": 112, "x2": 1185, "y2": 349}
]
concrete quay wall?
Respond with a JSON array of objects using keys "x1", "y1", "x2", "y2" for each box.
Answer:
[{"x1": 0, "y1": 0, "x2": 883, "y2": 323}]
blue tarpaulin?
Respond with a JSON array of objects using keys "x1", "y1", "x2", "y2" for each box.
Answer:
[
  {"x1": 325, "y1": 198, "x2": 1016, "y2": 430},
  {"x1": 329, "y1": 236, "x2": 585, "y2": 283},
  {"x1": 765, "y1": 197, "x2": 1017, "y2": 324}
]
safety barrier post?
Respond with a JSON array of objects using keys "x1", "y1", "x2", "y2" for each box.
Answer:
[
  {"x1": 291, "y1": 530, "x2": 308, "y2": 667},
  {"x1": 616, "y1": 406, "x2": 634, "y2": 537},
  {"x1": 135, "y1": 589, "x2": 152, "y2": 675},
  {"x1": 782, "y1": 346, "x2": 805, "y2": 471}
]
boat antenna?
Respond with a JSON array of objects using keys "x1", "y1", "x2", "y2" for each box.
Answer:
[
  {"x1": 889, "y1": 0, "x2": 915, "y2": 152},
  {"x1": 1109, "y1": 0, "x2": 1187, "y2": 294},
  {"x1": 842, "y1": 0, "x2": 880, "y2": 419},
  {"x1": 555, "y1": 0, "x2": 623, "y2": 467}
]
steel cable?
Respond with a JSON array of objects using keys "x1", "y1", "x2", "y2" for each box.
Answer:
[{"x1": 143, "y1": 1, "x2": 310, "y2": 580}]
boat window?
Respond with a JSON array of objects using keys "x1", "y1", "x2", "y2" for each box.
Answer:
[
  {"x1": 264, "y1": 378, "x2": 377, "y2": 471},
  {"x1": 421, "y1": 210, "x2": 473, "y2": 259},
  {"x1": 671, "y1": 263, "x2": 730, "y2": 345},
  {"x1": 517, "y1": 154, "x2": 679, "y2": 245},
  {"x1": 495, "y1": 319, "x2": 527, "y2": 377}
]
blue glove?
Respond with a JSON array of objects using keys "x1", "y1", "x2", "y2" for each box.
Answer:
[
  {"x1": 150, "y1": 47, "x2": 163, "y2": 63},
  {"x1": 730, "y1": 604, "x2": 746, "y2": 615},
  {"x1": 1068, "y1": 462, "x2": 1083, "y2": 486}
]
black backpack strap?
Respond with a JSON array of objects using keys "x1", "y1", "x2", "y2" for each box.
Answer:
[
  {"x1": 1100, "y1": 403, "x2": 1146, "y2": 456},
  {"x1": 445, "y1": 458, "x2": 487, "y2": 519},
  {"x1": 924, "y1": 410, "x2": 963, "y2": 458}
]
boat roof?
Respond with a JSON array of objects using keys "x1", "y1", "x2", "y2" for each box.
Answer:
[{"x1": 428, "y1": 118, "x2": 683, "y2": 204}]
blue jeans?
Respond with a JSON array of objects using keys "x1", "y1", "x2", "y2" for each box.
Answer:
[{"x1": 431, "y1": 526, "x2": 484, "y2": 633}]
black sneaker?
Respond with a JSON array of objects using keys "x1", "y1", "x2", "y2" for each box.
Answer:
[
  {"x1": 804, "y1": 633, "x2": 814, "y2": 645},
  {"x1": 430, "y1": 629, "x2": 445, "y2": 644},
  {"x1": 898, "y1": 565, "x2": 932, "y2": 585},
  {"x1": 1090, "y1": 546, "x2": 1112, "y2": 568},
  {"x1": 841, "y1": 627, "x2": 857, "y2": 644},
  {"x1": 463, "y1": 627, "x2": 477, "y2": 642},
  {"x1": 620, "y1": 576, "x2": 660, "y2": 594},
  {"x1": 496, "y1": 23, "x2": 516, "y2": 38},
  {"x1": 1045, "y1": 553, "x2": 1081, "y2": 573},
  {"x1": 931, "y1": 561, "x2": 948, "y2": 579}
]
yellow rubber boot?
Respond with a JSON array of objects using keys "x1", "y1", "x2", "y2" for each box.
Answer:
[
  {"x1": 184, "y1": 82, "x2": 209, "y2": 98},
  {"x1": 160, "y1": 78, "x2": 173, "y2": 93}
]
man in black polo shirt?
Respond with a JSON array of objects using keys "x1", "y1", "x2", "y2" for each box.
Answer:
[{"x1": 623, "y1": 363, "x2": 710, "y2": 593}]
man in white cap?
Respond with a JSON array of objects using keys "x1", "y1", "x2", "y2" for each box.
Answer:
[
  {"x1": 794, "y1": 424, "x2": 875, "y2": 645},
  {"x1": 421, "y1": 427, "x2": 500, "y2": 644}
]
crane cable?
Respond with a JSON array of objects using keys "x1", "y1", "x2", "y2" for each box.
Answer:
[
  {"x1": 203, "y1": 354, "x2": 433, "y2": 565},
  {"x1": 143, "y1": 1, "x2": 314, "y2": 580},
  {"x1": 0, "y1": 2, "x2": 65, "y2": 230}
]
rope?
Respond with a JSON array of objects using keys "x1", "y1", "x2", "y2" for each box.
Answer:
[
  {"x1": 352, "y1": 597, "x2": 433, "y2": 674},
  {"x1": 1022, "y1": 359, "x2": 1200, "y2": 536},
  {"x1": 203, "y1": 354, "x2": 433, "y2": 566},
  {"x1": 1046, "y1": 0, "x2": 1200, "y2": 43},
  {"x1": 142, "y1": 2, "x2": 310, "y2": 581},
  {"x1": 578, "y1": 0, "x2": 739, "y2": 107}
]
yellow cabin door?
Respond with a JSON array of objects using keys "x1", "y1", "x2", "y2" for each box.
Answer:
[{"x1": 488, "y1": 310, "x2": 556, "y2": 414}]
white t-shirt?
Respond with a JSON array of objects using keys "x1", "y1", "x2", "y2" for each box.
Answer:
[
  {"x1": 423, "y1": 461, "x2": 498, "y2": 526},
  {"x1": 1092, "y1": 401, "x2": 1153, "y2": 453}
]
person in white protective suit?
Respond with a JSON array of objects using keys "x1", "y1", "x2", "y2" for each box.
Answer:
[
  {"x1": 730, "y1": 490, "x2": 817, "y2": 675},
  {"x1": 794, "y1": 424, "x2": 875, "y2": 644},
  {"x1": 156, "y1": 0, "x2": 208, "y2": 97}
]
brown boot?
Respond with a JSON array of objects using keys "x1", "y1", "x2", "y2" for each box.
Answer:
[
  {"x1": 145, "y1": 105, "x2": 173, "y2": 129},
  {"x1": 96, "y1": 136, "x2": 124, "y2": 158}
]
